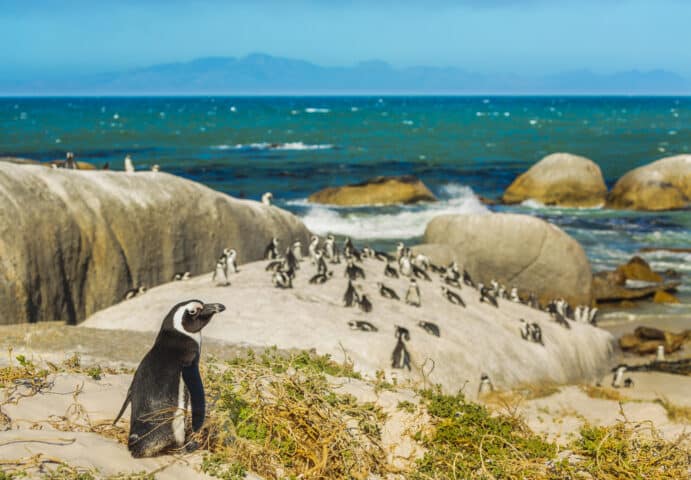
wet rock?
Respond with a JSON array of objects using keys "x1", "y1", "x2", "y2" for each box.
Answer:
[
  {"x1": 308, "y1": 175, "x2": 437, "y2": 206},
  {"x1": 607, "y1": 155, "x2": 691, "y2": 211},
  {"x1": 502, "y1": 153, "x2": 607, "y2": 207}
]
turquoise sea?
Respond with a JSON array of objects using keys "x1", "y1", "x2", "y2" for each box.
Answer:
[{"x1": 1, "y1": 96, "x2": 689, "y2": 322}]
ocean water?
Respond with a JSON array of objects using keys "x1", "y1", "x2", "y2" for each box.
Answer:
[{"x1": 1, "y1": 96, "x2": 689, "y2": 319}]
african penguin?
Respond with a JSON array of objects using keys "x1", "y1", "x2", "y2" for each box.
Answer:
[
  {"x1": 225, "y1": 249, "x2": 238, "y2": 274},
  {"x1": 291, "y1": 241, "x2": 303, "y2": 262},
  {"x1": 509, "y1": 287, "x2": 520, "y2": 303},
  {"x1": 411, "y1": 262, "x2": 431, "y2": 281},
  {"x1": 623, "y1": 378, "x2": 634, "y2": 388},
  {"x1": 384, "y1": 262, "x2": 399, "y2": 278},
  {"x1": 343, "y1": 280, "x2": 360, "y2": 307},
  {"x1": 399, "y1": 254, "x2": 413, "y2": 277},
  {"x1": 212, "y1": 258, "x2": 230, "y2": 286},
  {"x1": 113, "y1": 300, "x2": 225, "y2": 458},
  {"x1": 272, "y1": 270, "x2": 293, "y2": 289},
  {"x1": 124, "y1": 285, "x2": 147, "y2": 300},
  {"x1": 441, "y1": 286, "x2": 465, "y2": 307},
  {"x1": 405, "y1": 279, "x2": 421, "y2": 307},
  {"x1": 124, "y1": 154, "x2": 135, "y2": 173},
  {"x1": 324, "y1": 234, "x2": 341, "y2": 264},
  {"x1": 264, "y1": 237, "x2": 280, "y2": 260},
  {"x1": 358, "y1": 293, "x2": 373, "y2": 313},
  {"x1": 378, "y1": 282, "x2": 400, "y2": 300},
  {"x1": 391, "y1": 326, "x2": 411, "y2": 371},
  {"x1": 478, "y1": 373, "x2": 494, "y2": 395},
  {"x1": 348, "y1": 320, "x2": 378, "y2": 332},
  {"x1": 173, "y1": 272, "x2": 191, "y2": 281},
  {"x1": 65, "y1": 152, "x2": 78, "y2": 169},
  {"x1": 315, "y1": 251, "x2": 328, "y2": 275},
  {"x1": 418, "y1": 321, "x2": 440, "y2": 337},
  {"x1": 462, "y1": 269, "x2": 475, "y2": 288},
  {"x1": 345, "y1": 259, "x2": 366, "y2": 280},
  {"x1": 611, "y1": 365, "x2": 627, "y2": 388},
  {"x1": 151, "y1": 164, "x2": 160, "y2": 172},
  {"x1": 308, "y1": 236, "x2": 320, "y2": 264},
  {"x1": 261, "y1": 192, "x2": 273, "y2": 206},
  {"x1": 309, "y1": 271, "x2": 333, "y2": 284},
  {"x1": 479, "y1": 286, "x2": 498, "y2": 308}
]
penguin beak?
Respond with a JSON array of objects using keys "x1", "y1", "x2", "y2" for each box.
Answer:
[{"x1": 201, "y1": 303, "x2": 225, "y2": 317}]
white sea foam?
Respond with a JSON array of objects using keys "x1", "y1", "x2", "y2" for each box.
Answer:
[
  {"x1": 295, "y1": 183, "x2": 489, "y2": 240},
  {"x1": 304, "y1": 107, "x2": 330, "y2": 113},
  {"x1": 211, "y1": 142, "x2": 333, "y2": 151}
]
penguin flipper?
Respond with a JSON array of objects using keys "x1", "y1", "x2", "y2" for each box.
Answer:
[
  {"x1": 182, "y1": 356, "x2": 206, "y2": 432},
  {"x1": 113, "y1": 388, "x2": 132, "y2": 426}
]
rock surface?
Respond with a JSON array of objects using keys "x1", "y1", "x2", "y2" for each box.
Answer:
[
  {"x1": 502, "y1": 153, "x2": 607, "y2": 207},
  {"x1": 616, "y1": 256, "x2": 662, "y2": 283},
  {"x1": 82, "y1": 258, "x2": 614, "y2": 395},
  {"x1": 0, "y1": 163, "x2": 310, "y2": 325},
  {"x1": 423, "y1": 213, "x2": 593, "y2": 306},
  {"x1": 308, "y1": 175, "x2": 437, "y2": 206},
  {"x1": 606, "y1": 155, "x2": 691, "y2": 211},
  {"x1": 592, "y1": 273, "x2": 680, "y2": 303}
]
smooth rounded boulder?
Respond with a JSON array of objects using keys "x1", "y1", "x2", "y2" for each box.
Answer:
[
  {"x1": 423, "y1": 213, "x2": 592, "y2": 306},
  {"x1": 606, "y1": 155, "x2": 691, "y2": 211},
  {"x1": 0, "y1": 163, "x2": 311, "y2": 325},
  {"x1": 308, "y1": 175, "x2": 437, "y2": 206},
  {"x1": 502, "y1": 153, "x2": 607, "y2": 207}
]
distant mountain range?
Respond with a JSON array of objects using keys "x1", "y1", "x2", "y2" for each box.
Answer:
[{"x1": 3, "y1": 53, "x2": 689, "y2": 95}]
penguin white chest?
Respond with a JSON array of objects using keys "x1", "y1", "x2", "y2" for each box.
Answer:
[{"x1": 172, "y1": 375, "x2": 187, "y2": 446}]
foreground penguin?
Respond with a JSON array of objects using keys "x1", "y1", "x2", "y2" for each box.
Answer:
[
  {"x1": 391, "y1": 326, "x2": 412, "y2": 371},
  {"x1": 113, "y1": 300, "x2": 225, "y2": 458}
]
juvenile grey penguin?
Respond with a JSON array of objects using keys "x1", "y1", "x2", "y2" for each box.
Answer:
[
  {"x1": 405, "y1": 279, "x2": 421, "y2": 307},
  {"x1": 113, "y1": 300, "x2": 225, "y2": 458},
  {"x1": 212, "y1": 258, "x2": 230, "y2": 286},
  {"x1": 399, "y1": 254, "x2": 413, "y2": 277}
]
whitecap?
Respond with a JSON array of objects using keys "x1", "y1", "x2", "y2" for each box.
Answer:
[
  {"x1": 297, "y1": 183, "x2": 489, "y2": 240},
  {"x1": 304, "y1": 107, "x2": 330, "y2": 113},
  {"x1": 211, "y1": 142, "x2": 333, "y2": 151}
]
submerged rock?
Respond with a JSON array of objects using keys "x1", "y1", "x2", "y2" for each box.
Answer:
[
  {"x1": 308, "y1": 175, "x2": 437, "y2": 206},
  {"x1": 0, "y1": 163, "x2": 310, "y2": 325},
  {"x1": 423, "y1": 213, "x2": 592, "y2": 306},
  {"x1": 616, "y1": 256, "x2": 662, "y2": 283},
  {"x1": 606, "y1": 155, "x2": 691, "y2": 211},
  {"x1": 502, "y1": 153, "x2": 607, "y2": 207}
]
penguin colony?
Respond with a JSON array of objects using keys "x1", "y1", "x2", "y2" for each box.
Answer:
[{"x1": 257, "y1": 236, "x2": 600, "y2": 384}]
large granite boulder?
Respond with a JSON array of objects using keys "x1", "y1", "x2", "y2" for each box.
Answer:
[
  {"x1": 502, "y1": 153, "x2": 607, "y2": 207},
  {"x1": 606, "y1": 155, "x2": 691, "y2": 211},
  {"x1": 0, "y1": 163, "x2": 310, "y2": 325},
  {"x1": 308, "y1": 175, "x2": 437, "y2": 206},
  {"x1": 423, "y1": 213, "x2": 592, "y2": 306},
  {"x1": 82, "y1": 259, "x2": 614, "y2": 395}
]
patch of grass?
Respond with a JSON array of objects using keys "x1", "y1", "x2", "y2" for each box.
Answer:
[
  {"x1": 580, "y1": 384, "x2": 625, "y2": 401},
  {"x1": 198, "y1": 349, "x2": 384, "y2": 480},
  {"x1": 0, "y1": 350, "x2": 50, "y2": 388},
  {"x1": 655, "y1": 397, "x2": 691, "y2": 423},
  {"x1": 397, "y1": 400, "x2": 417, "y2": 414},
  {"x1": 411, "y1": 386, "x2": 557, "y2": 479},
  {"x1": 564, "y1": 421, "x2": 690, "y2": 479}
]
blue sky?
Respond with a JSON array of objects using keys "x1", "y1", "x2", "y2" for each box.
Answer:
[{"x1": 1, "y1": 0, "x2": 689, "y2": 77}]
